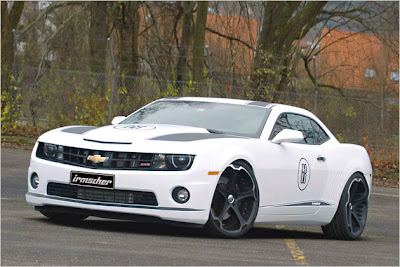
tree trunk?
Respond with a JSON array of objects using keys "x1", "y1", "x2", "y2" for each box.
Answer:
[
  {"x1": 176, "y1": 1, "x2": 193, "y2": 91},
  {"x1": 251, "y1": 1, "x2": 326, "y2": 100},
  {"x1": 192, "y1": 1, "x2": 208, "y2": 96},
  {"x1": 115, "y1": 2, "x2": 131, "y2": 76},
  {"x1": 130, "y1": 1, "x2": 140, "y2": 78},
  {"x1": 1, "y1": 1, "x2": 25, "y2": 129},
  {"x1": 1, "y1": 1, "x2": 25, "y2": 92},
  {"x1": 89, "y1": 2, "x2": 107, "y2": 74}
]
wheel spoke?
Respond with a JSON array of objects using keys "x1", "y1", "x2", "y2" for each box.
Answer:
[
  {"x1": 352, "y1": 197, "x2": 367, "y2": 207},
  {"x1": 347, "y1": 205, "x2": 353, "y2": 233},
  {"x1": 350, "y1": 179, "x2": 368, "y2": 203},
  {"x1": 236, "y1": 190, "x2": 255, "y2": 202},
  {"x1": 351, "y1": 211, "x2": 363, "y2": 228},
  {"x1": 228, "y1": 169, "x2": 239, "y2": 193},
  {"x1": 218, "y1": 202, "x2": 231, "y2": 221},
  {"x1": 232, "y1": 205, "x2": 247, "y2": 228},
  {"x1": 216, "y1": 186, "x2": 228, "y2": 199},
  {"x1": 349, "y1": 182, "x2": 359, "y2": 202}
]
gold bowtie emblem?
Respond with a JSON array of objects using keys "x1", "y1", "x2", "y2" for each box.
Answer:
[{"x1": 87, "y1": 154, "x2": 109, "y2": 163}]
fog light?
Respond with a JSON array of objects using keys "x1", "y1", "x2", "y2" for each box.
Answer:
[
  {"x1": 30, "y1": 172, "x2": 39, "y2": 189},
  {"x1": 172, "y1": 186, "x2": 190, "y2": 204}
]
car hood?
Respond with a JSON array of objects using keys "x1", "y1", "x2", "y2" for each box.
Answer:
[
  {"x1": 36, "y1": 124, "x2": 251, "y2": 155},
  {"x1": 67, "y1": 124, "x2": 212, "y2": 143}
]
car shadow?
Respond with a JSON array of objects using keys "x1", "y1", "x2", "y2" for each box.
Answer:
[{"x1": 28, "y1": 217, "x2": 329, "y2": 240}]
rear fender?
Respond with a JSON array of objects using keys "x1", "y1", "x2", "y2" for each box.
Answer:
[{"x1": 327, "y1": 144, "x2": 372, "y2": 208}]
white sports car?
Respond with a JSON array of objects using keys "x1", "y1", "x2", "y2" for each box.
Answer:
[{"x1": 26, "y1": 97, "x2": 372, "y2": 239}]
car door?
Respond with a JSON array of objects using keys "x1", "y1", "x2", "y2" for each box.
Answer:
[{"x1": 260, "y1": 112, "x2": 330, "y2": 215}]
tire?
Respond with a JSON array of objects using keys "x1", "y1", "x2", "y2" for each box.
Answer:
[
  {"x1": 206, "y1": 161, "x2": 259, "y2": 238},
  {"x1": 40, "y1": 211, "x2": 88, "y2": 224},
  {"x1": 322, "y1": 172, "x2": 369, "y2": 240}
]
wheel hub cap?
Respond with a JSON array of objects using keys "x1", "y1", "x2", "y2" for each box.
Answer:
[{"x1": 227, "y1": 194, "x2": 235, "y2": 204}]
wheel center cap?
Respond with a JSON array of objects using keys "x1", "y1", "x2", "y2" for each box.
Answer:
[{"x1": 228, "y1": 194, "x2": 235, "y2": 204}]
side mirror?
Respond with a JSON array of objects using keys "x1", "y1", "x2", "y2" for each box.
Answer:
[
  {"x1": 111, "y1": 116, "x2": 126, "y2": 125},
  {"x1": 271, "y1": 129, "x2": 304, "y2": 144}
]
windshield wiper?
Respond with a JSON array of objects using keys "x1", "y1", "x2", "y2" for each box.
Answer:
[{"x1": 206, "y1": 128, "x2": 226, "y2": 134}]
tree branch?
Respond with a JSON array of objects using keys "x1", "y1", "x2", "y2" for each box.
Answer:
[
  {"x1": 206, "y1": 27, "x2": 254, "y2": 50},
  {"x1": 302, "y1": 55, "x2": 345, "y2": 96},
  {"x1": 18, "y1": 2, "x2": 85, "y2": 37}
]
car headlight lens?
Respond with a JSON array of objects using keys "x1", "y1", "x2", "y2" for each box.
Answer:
[
  {"x1": 44, "y1": 143, "x2": 57, "y2": 158},
  {"x1": 37, "y1": 143, "x2": 64, "y2": 162},
  {"x1": 168, "y1": 154, "x2": 193, "y2": 170}
]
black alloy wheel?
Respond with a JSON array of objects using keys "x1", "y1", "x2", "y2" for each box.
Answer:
[
  {"x1": 322, "y1": 172, "x2": 369, "y2": 240},
  {"x1": 206, "y1": 161, "x2": 259, "y2": 238}
]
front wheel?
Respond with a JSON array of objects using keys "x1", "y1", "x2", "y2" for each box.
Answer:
[
  {"x1": 206, "y1": 161, "x2": 259, "y2": 238},
  {"x1": 322, "y1": 172, "x2": 369, "y2": 240}
]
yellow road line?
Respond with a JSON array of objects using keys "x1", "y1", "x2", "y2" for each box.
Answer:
[
  {"x1": 284, "y1": 238, "x2": 309, "y2": 266},
  {"x1": 257, "y1": 225, "x2": 309, "y2": 265}
]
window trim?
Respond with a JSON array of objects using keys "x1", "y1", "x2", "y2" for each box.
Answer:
[{"x1": 268, "y1": 112, "x2": 330, "y2": 145}]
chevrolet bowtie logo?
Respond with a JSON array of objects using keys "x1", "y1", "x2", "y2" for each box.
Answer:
[{"x1": 87, "y1": 154, "x2": 109, "y2": 164}]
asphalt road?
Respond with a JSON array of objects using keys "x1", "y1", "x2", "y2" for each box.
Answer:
[{"x1": 1, "y1": 148, "x2": 399, "y2": 266}]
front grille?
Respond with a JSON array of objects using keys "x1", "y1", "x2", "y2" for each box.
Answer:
[
  {"x1": 37, "y1": 143, "x2": 159, "y2": 170},
  {"x1": 47, "y1": 182, "x2": 158, "y2": 206}
]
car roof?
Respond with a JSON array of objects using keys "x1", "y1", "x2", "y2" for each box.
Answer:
[{"x1": 163, "y1": 97, "x2": 273, "y2": 108}]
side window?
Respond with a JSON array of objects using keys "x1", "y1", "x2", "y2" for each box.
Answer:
[
  {"x1": 269, "y1": 113, "x2": 290, "y2": 140},
  {"x1": 269, "y1": 113, "x2": 329, "y2": 145},
  {"x1": 310, "y1": 119, "x2": 330, "y2": 144},
  {"x1": 286, "y1": 114, "x2": 315, "y2": 144}
]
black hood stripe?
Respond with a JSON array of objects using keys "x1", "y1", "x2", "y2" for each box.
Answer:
[{"x1": 61, "y1": 126, "x2": 98, "y2": 134}]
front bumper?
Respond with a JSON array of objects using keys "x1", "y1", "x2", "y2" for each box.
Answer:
[{"x1": 26, "y1": 154, "x2": 218, "y2": 225}]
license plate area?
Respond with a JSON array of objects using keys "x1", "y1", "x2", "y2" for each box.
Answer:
[{"x1": 70, "y1": 171, "x2": 114, "y2": 190}]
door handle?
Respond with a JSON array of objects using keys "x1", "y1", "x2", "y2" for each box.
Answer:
[{"x1": 317, "y1": 156, "x2": 326, "y2": 162}]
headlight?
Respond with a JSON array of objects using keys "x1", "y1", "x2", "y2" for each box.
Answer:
[
  {"x1": 44, "y1": 143, "x2": 57, "y2": 158},
  {"x1": 167, "y1": 155, "x2": 193, "y2": 170},
  {"x1": 154, "y1": 154, "x2": 194, "y2": 170},
  {"x1": 37, "y1": 143, "x2": 64, "y2": 162}
]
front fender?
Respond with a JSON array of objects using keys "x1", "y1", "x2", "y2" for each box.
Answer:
[{"x1": 196, "y1": 139, "x2": 260, "y2": 205}]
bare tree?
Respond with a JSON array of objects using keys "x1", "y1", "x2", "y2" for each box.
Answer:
[
  {"x1": 1, "y1": 1, "x2": 25, "y2": 90},
  {"x1": 176, "y1": 1, "x2": 194, "y2": 89},
  {"x1": 192, "y1": 1, "x2": 208, "y2": 96},
  {"x1": 89, "y1": 2, "x2": 108, "y2": 74}
]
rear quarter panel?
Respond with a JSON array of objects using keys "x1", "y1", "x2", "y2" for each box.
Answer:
[{"x1": 323, "y1": 143, "x2": 373, "y2": 208}]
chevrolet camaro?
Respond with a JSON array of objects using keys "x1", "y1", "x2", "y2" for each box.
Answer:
[{"x1": 26, "y1": 97, "x2": 372, "y2": 239}]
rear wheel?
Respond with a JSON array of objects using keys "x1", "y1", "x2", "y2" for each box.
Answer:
[
  {"x1": 40, "y1": 211, "x2": 88, "y2": 224},
  {"x1": 206, "y1": 161, "x2": 259, "y2": 238},
  {"x1": 322, "y1": 172, "x2": 369, "y2": 240}
]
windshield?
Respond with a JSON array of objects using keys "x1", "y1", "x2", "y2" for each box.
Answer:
[{"x1": 120, "y1": 100, "x2": 270, "y2": 138}]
